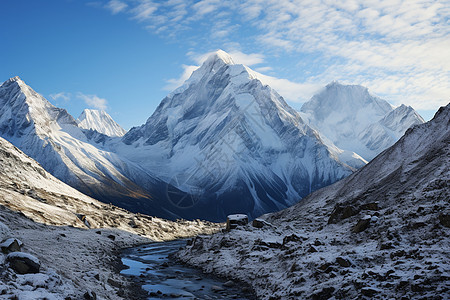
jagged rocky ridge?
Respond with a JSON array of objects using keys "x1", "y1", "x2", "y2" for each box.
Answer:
[
  {"x1": 176, "y1": 104, "x2": 450, "y2": 299},
  {"x1": 0, "y1": 136, "x2": 221, "y2": 299},
  {"x1": 300, "y1": 82, "x2": 424, "y2": 161}
]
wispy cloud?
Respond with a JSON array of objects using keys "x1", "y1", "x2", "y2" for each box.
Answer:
[
  {"x1": 49, "y1": 92, "x2": 71, "y2": 102},
  {"x1": 93, "y1": 0, "x2": 450, "y2": 111},
  {"x1": 105, "y1": 0, "x2": 128, "y2": 14},
  {"x1": 77, "y1": 93, "x2": 108, "y2": 110}
]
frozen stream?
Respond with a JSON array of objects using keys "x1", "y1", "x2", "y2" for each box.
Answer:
[{"x1": 120, "y1": 240, "x2": 254, "y2": 299}]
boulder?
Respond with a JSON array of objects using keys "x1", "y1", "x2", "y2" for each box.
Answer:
[
  {"x1": 6, "y1": 252, "x2": 40, "y2": 274},
  {"x1": 252, "y1": 218, "x2": 265, "y2": 228},
  {"x1": 226, "y1": 214, "x2": 248, "y2": 231},
  {"x1": 328, "y1": 205, "x2": 359, "y2": 224},
  {"x1": 0, "y1": 238, "x2": 23, "y2": 254},
  {"x1": 352, "y1": 216, "x2": 371, "y2": 233},
  {"x1": 335, "y1": 257, "x2": 351, "y2": 267}
]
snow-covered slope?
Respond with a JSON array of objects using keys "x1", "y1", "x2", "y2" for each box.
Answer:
[
  {"x1": 118, "y1": 50, "x2": 353, "y2": 221},
  {"x1": 0, "y1": 76, "x2": 168, "y2": 214},
  {"x1": 300, "y1": 82, "x2": 424, "y2": 161},
  {"x1": 177, "y1": 103, "x2": 450, "y2": 299},
  {"x1": 0, "y1": 136, "x2": 222, "y2": 299},
  {"x1": 77, "y1": 109, "x2": 127, "y2": 137}
]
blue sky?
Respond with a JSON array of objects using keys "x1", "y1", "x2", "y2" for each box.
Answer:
[{"x1": 1, "y1": 0, "x2": 448, "y2": 128}]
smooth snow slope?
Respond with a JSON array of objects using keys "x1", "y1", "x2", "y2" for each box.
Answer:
[
  {"x1": 177, "y1": 103, "x2": 449, "y2": 299},
  {"x1": 77, "y1": 109, "x2": 127, "y2": 137},
  {"x1": 118, "y1": 50, "x2": 353, "y2": 221},
  {"x1": 300, "y1": 82, "x2": 424, "y2": 161}
]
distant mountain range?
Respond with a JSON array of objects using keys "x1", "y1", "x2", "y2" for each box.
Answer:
[{"x1": 0, "y1": 51, "x2": 424, "y2": 221}]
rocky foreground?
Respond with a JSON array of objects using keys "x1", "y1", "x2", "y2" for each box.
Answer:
[
  {"x1": 176, "y1": 105, "x2": 450, "y2": 299},
  {"x1": 0, "y1": 136, "x2": 222, "y2": 299}
]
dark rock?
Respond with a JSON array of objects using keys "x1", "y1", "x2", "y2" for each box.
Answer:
[
  {"x1": 352, "y1": 218, "x2": 370, "y2": 233},
  {"x1": 328, "y1": 205, "x2": 359, "y2": 224},
  {"x1": 226, "y1": 214, "x2": 248, "y2": 231},
  {"x1": 336, "y1": 257, "x2": 351, "y2": 267},
  {"x1": 0, "y1": 238, "x2": 22, "y2": 254},
  {"x1": 282, "y1": 234, "x2": 302, "y2": 245},
  {"x1": 438, "y1": 213, "x2": 450, "y2": 228},
  {"x1": 107, "y1": 234, "x2": 116, "y2": 241},
  {"x1": 254, "y1": 239, "x2": 282, "y2": 249},
  {"x1": 308, "y1": 245, "x2": 318, "y2": 253},
  {"x1": 311, "y1": 287, "x2": 335, "y2": 300},
  {"x1": 84, "y1": 291, "x2": 97, "y2": 300},
  {"x1": 380, "y1": 241, "x2": 394, "y2": 250},
  {"x1": 252, "y1": 218, "x2": 265, "y2": 228},
  {"x1": 361, "y1": 287, "x2": 379, "y2": 297},
  {"x1": 360, "y1": 202, "x2": 379, "y2": 211},
  {"x1": 6, "y1": 252, "x2": 40, "y2": 274},
  {"x1": 314, "y1": 240, "x2": 323, "y2": 246},
  {"x1": 94, "y1": 273, "x2": 100, "y2": 280}
]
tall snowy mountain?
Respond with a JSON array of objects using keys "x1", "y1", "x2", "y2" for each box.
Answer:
[
  {"x1": 177, "y1": 103, "x2": 450, "y2": 299},
  {"x1": 77, "y1": 109, "x2": 126, "y2": 137},
  {"x1": 300, "y1": 82, "x2": 424, "y2": 161},
  {"x1": 0, "y1": 76, "x2": 163, "y2": 213},
  {"x1": 118, "y1": 50, "x2": 353, "y2": 221}
]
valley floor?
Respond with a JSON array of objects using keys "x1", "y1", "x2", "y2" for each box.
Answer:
[{"x1": 0, "y1": 206, "x2": 154, "y2": 299}]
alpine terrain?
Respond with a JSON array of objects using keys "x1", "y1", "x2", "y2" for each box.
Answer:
[
  {"x1": 0, "y1": 136, "x2": 221, "y2": 299},
  {"x1": 0, "y1": 52, "x2": 426, "y2": 222},
  {"x1": 77, "y1": 109, "x2": 127, "y2": 137},
  {"x1": 177, "y1": 103, "x2": 450, "y2": 299},
  {"x1": 117, "y1": 50, "x2": 353, "y2": 221},
  {"x1": 300, "y1": 82, "x2": 424, "y2": 161}
]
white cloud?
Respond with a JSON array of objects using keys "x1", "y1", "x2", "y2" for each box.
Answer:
[
  {"x1": 130, "y1": 0, "x2": 158, "y2": 22},
  {"x1": 49, "y1": 92, "x2": 71, "y2": 102},
  {"x1": 92, "y1": 0, "x2": 450, "y2": 111},
  {"x1": 164, "y1": 64, "x2": 199, "y2": 91},
  {"x1": 77, "y1": 93, "x2": 108, "y2": 110},
  {"x1": 105, "y1": 0, "x2": 128, "y2": 14}
]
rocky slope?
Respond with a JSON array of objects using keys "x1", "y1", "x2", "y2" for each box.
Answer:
[
  {"x1": 300, "y1": 82, "x2": 424, "y2": 161},
  {"x1": 0, "y1": 136, "x2": 222, "y2": 299},
  {"x1": 77, "y1": 109, "x2": 127, "y2": 137},
  {"x1": 176, "y1": 104, "x2": 450, "y2": 299},
  {"x1": 117, "y1": 50, "x2": 353, "y2": 221}
]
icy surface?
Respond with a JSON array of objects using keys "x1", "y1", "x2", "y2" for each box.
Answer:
[
  {"x1": 77, "y1": 109, "x2": 127, "y2": 137},
  {"x1": 176, "y1": 104, "x2": 450, "y2": 299}
]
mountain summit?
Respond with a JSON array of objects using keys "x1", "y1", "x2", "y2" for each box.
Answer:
[
  {"x1": 119, "y1": 50, "x2": 353, "y2": 220},
  {"x1": 300, "y1": 82, "x2": 424, "y2": 161},
  {"x1": 77, "y1": 109, "x2": 126, "y2": 137}
]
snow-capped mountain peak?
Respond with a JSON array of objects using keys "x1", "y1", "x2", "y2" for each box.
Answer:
[
  {"x1": 119, "y1": 51, "x2": 353, "y2": 221},
  {"x1": 77, "y1": 109, "x2": 126, "y2": 137},
  {"x1": 300, "y1": 82, "x2": 424, "y2": 161}
]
